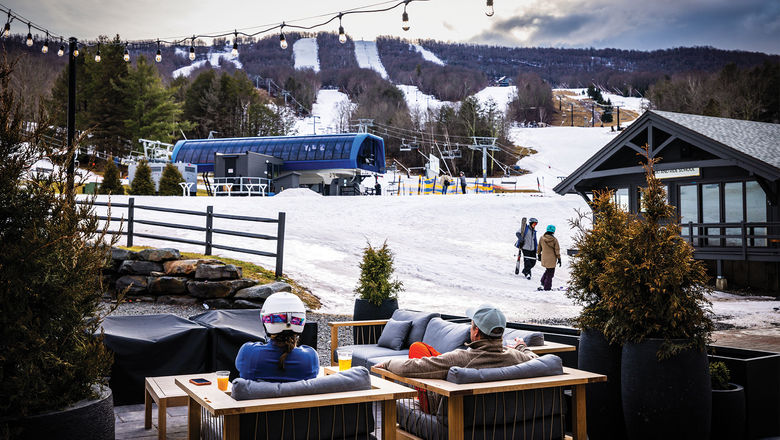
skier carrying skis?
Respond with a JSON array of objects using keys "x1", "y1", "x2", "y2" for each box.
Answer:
[
  {"x1": 537, "y1": 225, "x2": 561, "y2": 291},
  {"x1": 514, "y1": 217, "x2": 538, "y2": 279}
]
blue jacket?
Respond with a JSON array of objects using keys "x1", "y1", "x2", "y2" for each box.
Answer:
[
  {"x1": 235, "y1": 341, "x2": 319, "y2": 382},
  {"x1": 516, "y1": 225, "x2": 537, "y2": 252}
]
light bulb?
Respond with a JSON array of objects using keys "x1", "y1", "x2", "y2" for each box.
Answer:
[
  {"x1": 155, "y1": 50, "x2": 162, "y2": 62},
  {"x1": 485, "y1": 0, "x2": 494, "y2": 17},
  {"x1": 3, "y1": 23, "x2": 9, "y2": 38},
  {"x1": 123, "y1": 49, "x2": 130, "y2": 62},
  {"x1": 189, "y1": 45, "x2": 196, "y2": 61},
  {"x1": 95, "y1": 48, "x2": 101, "y2": 62},
  {"x1": 41, "y1": 41, "x2": 48, "y2": 54},
  {"x1": 339, "y1": 26, "x2": 347, "y2": 44},
  {"x1": 26, "y1": 33, "x2": 32, "y2": 46},
  {"x1": 57, "y1": 43, "x2": 64, "y2": 57},
  {"x1": 73, "y1": 48, "x2": 79, "y2": 57},
  {"x1": 402, "y1": 11, "x2": 410, "y2": 31},
  {"x1": 279, "y1": 33, "x2": 287, "y2": 50},
  {"x1": 231, "y1": 32, "x2": 238, "y2": 57}
]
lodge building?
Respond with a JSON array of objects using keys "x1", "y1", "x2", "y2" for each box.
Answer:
[{"x1": 554, "y1": 110, "x2": 780, "y2": 291}]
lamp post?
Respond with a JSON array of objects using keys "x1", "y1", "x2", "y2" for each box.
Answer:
[{"x1": 66, "y1": 37, "x2": 77, "y2": 193}]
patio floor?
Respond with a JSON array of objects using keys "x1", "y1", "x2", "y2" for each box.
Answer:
[{"x1": 115, "y1": 403, "x2": 187, "y2": 440}]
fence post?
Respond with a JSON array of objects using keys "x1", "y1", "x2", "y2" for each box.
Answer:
[
  {"x1": 275, "y1": 212, "x2": 286, "y2": 278},
  {"x1": 205, "y1": 206, "x2": 213, "y2": 255},
  {"x1": 127, "y1": 197, "x2": 135, "y2": 247}
]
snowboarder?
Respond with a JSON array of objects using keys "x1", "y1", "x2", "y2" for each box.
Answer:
[
  {"x1": 459, "y1": 171, "x2": 467, "y2": 194},
  {"x1": 537, "y1": 225, "x2": 561, "y2": 291},
  {"x1": 515, "y1": 217, "x2": 538, "y2": 279}
]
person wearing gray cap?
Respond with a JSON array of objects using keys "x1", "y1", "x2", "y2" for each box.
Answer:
[
  {"x1": 516, "y1": 217, "x2": 539, "y2": 279},
  {"x1": 375, "y1": 304, "x2": 538, "y2": 380}
]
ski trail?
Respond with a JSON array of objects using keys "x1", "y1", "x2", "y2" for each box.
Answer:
[
  {"x1": 293, "y1": 37, "x2": 320, "y2": 72},
  {"x1": 353, "y1": 40, "x2": 389, "y2": 80}
]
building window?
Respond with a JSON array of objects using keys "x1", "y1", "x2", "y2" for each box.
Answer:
[
  {"x1": 702, "y1": 183, "x2": 720, "y2": 246},
  {"x1": 746, "y1": 181, "x2": 767, "y2": 246},
  {"x1": 613, "y1": 188, "x2": 629, "y2": 211},
  {"x1": 679, "y1": 184, "x2": 698, "y2": 242},
  {"x1": 724, "y1": 182, "x2": 743, "y2": 246}
]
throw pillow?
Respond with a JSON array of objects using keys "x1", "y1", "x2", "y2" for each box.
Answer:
[{"x1": 377, "y1": 319, "x2": 413, "y2": 350}]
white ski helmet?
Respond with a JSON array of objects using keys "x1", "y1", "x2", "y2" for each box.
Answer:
[{"x1": 261, "y1": 292, "x2": 306, "y2": 335}]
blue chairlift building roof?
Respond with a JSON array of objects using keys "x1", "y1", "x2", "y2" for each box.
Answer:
[{"x1": 172, "y1": 133, "x2": 386, "y2": 174}]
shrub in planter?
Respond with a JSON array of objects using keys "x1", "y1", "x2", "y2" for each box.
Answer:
[
  {"x1": 0, "y1": 59, "x2": 117, "y2": 438},
  {"x1": 710, "y1": 361, "x2": 746, "y2": 440},
  {"x1": 352, "y1": 241, "x2": 403, "y2": 344}
]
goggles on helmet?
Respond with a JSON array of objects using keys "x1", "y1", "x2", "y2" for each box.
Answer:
[{"x1": 262, "y1": 313, "x2": 304, "y2": 326}]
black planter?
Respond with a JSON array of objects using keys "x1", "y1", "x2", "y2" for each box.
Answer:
[
  {"x1": 711, "y1": 383, "x2": 746, "y2": 440},
  {"x1": 578, "y1": 328, "x2": 626, "y2": 440},
  {"x1": 621, "y1": 339, "x2": 711, "y2": 440},
  {"x1": 352, "y1": 298, "x2": 398, "y2": 345},
  {"x1": 10, "y1": 385, "x2": 114, "y2": 440}
]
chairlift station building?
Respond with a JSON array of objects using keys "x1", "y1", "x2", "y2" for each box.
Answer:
[{"x1": 554, "y1": 110, "x2": 780, "y2": 291}]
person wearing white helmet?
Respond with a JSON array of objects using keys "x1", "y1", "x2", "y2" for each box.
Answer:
[
  {"x1": 235, "y1": 292, "x2": 319, "y2": 382},
  {"x1": 515, "y1": 217, "x2": 539, "y2": 279}
]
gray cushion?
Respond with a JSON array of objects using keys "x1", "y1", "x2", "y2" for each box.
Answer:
[
  {"x1": 391, "y1": 310, "x2": 440, "y2": 347},
  {"x1": 377, "y1": 319, "x2": 413, "y2": 350},
  {"x1": 503, "y1": 328, "x2": 545, "y2": 347},
  {"x1": 364, "y1": 354, "x2": 409, "y2": 370},
  {"x1": 446, "y1": 354, "x2": 563, "y2": 384},
  {"x1": 231, "y1": 366, "x2": 371, "y2": 400},
  {"x1": 421, "y1": 318, "x2": 470, "y2": 353},
  {"x1": 336, "y1": 344, "x2": 409, "y2": 368}
]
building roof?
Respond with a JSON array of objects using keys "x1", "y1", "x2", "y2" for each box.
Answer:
[
  {"x1": 651, "y1": 110, "x2": 780, "y2": 169},
  {"x1": 172, "y1": 133, "x2": 386, "y2": 174}
]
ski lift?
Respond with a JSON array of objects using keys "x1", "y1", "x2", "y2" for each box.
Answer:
[
  {"x1": 441, "y1": 143, "x2": 462, "y2": 159},
  {"x1": 399, "y1": 138, "x2": 411, "y2": 152}
]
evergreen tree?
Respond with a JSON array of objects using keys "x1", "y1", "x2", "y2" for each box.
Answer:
[
  {"x1": 601, "y1": 99, "x2": 614, "y2": 123},
  {"x1": 99, "y1": 159, "x2": 124, "y2": 195},
  {"x1": 129, "y1": 160, "x2": 156, "y2": 195},
  {"x1": 354, "y1": 241, "x2": 404, "y2": 306},
  {"x1": 158, "y1": 163, "x2": 184, "y2": 196}
]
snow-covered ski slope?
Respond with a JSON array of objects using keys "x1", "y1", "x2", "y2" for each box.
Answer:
[
  {"x1": 293, "y1": 38, "x2": 320, "y2": 72},
  {"x1": 172, "y1": 43, "x2": 243, "y2": 78},
  {"x1": 397, "y1": 85, "x2": 453, "y2": 116},
  {"x1": 560, "y1": 88, "x2": 648, "y2": 113},
  {"x1": 410, "y1": 43, "x2": 445, "y2": 65},
  {"x1": 293, "y1": 89, "x2": 354, "y2": 135},
  {"x1": 354, "y1": 40, "x2": 389, "y2": 79},
  {"x1": 473, "y1": 86, "x2": 517, "y2": 113}
]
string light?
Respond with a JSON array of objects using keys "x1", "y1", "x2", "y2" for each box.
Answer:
[
  {"x1": 189, "y1": 37, "x2": 196, "y2": 61},
  {"x1": 3, "y1": 11, "x2": 11, "y2": 38},
  {"x1": 401, "y1": 1, "x2": 410, "y2": 31},
  {"x1": 94, "y1": 43, "x2": 101, "y2": 62},
  {"x1": 57, "y1": 37, "x2": 64, "y2": 56},
  {"x1": 25, "y1": 22, "x2": 32, "y2": 46},
  {"x1": 231, "y1": 31, "x2": 238, "y2": 57},
  {"x1": 338, "y1": 13, "x2": 346, "y2": 44},
  {"x1": 155, "y1": 39, "x2": 162, "y2": 62},
  {"x1": 279, "y1": 23, "x2": 287, "y2": 50},
  {"x1": 41, "y1": 31, "x2": 49, "y2": 53},
  {"x1": 485, "y1": 0, "x2": 494, "y2": 17},
  {"x1": 123, "y1": 42, "x2": 130, "y2": 62},
  {"x1": 73, "y1": 43, "x2": 79, "y2": 57}
]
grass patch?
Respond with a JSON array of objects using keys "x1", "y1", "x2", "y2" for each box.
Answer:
[{"x1": 121, "y1": 246, "x2": 322, "y2": 309}]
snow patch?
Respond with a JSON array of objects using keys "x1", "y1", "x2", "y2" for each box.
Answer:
[
  {"x1": 172, "y1": 44, "x2": 243, "y2": 79},
  {"x1": 557, "y1": 88, "x2": 649, "y2": 113},
  {"x1": 473, "y1": 86, "x2": 517, "y2": 114},
  {"x1": 275, "y1": 188, "x2": 322, "y2": 198},
  {"x1": 410, "y1": 43, "x2": 445, "y2": 66},
  {"x1": 293, "y1": 38, "x2": 320, "y2": 72},
  {"x1": 294, "y1": 89, "x2": 355, "y2": 135},
  {"x1": 353, "y1": 40, "x2": 388, "y2": 80},
  {"x1": 397, "y1": 85, "x2": 453, "y2": 117}
]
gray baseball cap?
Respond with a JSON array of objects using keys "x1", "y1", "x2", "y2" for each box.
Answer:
[{"x1": 465, "y1": 304, "x2": 506, "y2": 337}]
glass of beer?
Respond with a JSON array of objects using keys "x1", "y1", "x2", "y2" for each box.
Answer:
[
  {"x1": 216, "y1": 370, "x2": 230, "y2": 391},
  {"x1": 337, "y1": 349, "x2": 353, "y2": 371}
]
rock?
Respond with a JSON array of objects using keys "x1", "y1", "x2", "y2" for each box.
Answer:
[
  {"x1": 115, "y1": 275, "x2": 148, "y2": 295},
  {"x1": 204, "y1": 299, "x2": 232, "y2": 309},
  {"x1": 157, "y1": 295, "x2": 200, "y2": 306},
  {"x1": 195, "y1": 263, "x2": 242, "y2": 280},
  {"x1": 163, "y1": 259, "x2": 199, "y2": 277},
  {"x1": 119, "y1": 260, "x2": 163, "y2": 275},
  {"x1": 137, "y1": 248, "x2": 181, "y2": 262},
  {"x1": 187, "y1": 280, "x2": 233, "y2": 299},
  {"x1": 148, "y1": 276, "x2": 188, "y2": 295},
  {"x1": 227, "y1": 278, "x2": 258, "y2": 294},
  {"x1": 234, "y1": 282, "x2": 292, "y2": 300},
  {"x1": 233, "y1": 299, "x2": 263, "y2": 309},
  {"x1": 149, "y1": 271, "x2": 165, "y2": 277},
  {"x1": 111, "y1": 247, "x2": 136, "y2": 261}
]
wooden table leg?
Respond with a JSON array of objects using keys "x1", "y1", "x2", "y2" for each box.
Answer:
[
  {"x1": 144, "y1": 386, "x2": 152, "y2": 430},
  {"x1": 223, "y1": 414, "x2": 240, "y2": 440},
  {"x1": 330, "y1": 325, "x2": 339, "y2": 366},
  {"x1": 187, "y1": 396, "x2": 201, "y2": 440},
  {"x1": 158, "y1": 399, "x2": 167, "y2": 440},
  {"x1": 572, "y1": 384, "x2": 587, "y2": 440},
  {"x1": 447, "y1": 395, "x2": 464, "y2": 440},
  {"x1": 382, "y1": 399, "x2": 397, "y2": 440}
]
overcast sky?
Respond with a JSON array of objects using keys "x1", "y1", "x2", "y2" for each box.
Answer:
[{"x1": 4, "y1": 0, "x2": 779, "y2": 54}]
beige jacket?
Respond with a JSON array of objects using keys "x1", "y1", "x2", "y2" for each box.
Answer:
[
  {"x1": 383, "y1": 338, "x2": 538, "y2": 380},
  {"x1": 538, "y1": 233, "x2": 561, "y2": 269}
]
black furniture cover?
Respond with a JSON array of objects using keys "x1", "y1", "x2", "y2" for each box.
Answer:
[{"x1": 98, "y1": 314, "x2": 209, "y2": 404}]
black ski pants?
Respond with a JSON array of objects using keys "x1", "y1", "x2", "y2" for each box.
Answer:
[{"x1": 521, "y1": 249, "x2": 537, "y2": 276}]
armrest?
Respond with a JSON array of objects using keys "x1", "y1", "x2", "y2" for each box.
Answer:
[{"x1": 329, "y1": 320, "x2": 391, "y2": 366}]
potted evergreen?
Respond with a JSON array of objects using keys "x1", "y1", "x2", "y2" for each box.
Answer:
[
  {"x1": 353, "y1": 241, "x2": 403, "y2": 344},
  {"x1": 568, "y1": 148, "x2": 713, "y2": 439},
  {"x1": 710, "y1": 361, "x2": 746, "y2": 440},
  {"x1": 0, "y1": 61, "x2": 117, "y2": 438}
]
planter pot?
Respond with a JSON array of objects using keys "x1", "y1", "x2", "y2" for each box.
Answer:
[
  {"x1": 10, "y1": 384, "x2": 114, "y2": 440},
  {"x1": 711, "y1": 383, "x2": 746, "y2": 440},
  {"x1": 578, "y1": 328, "x2": 625, "y2": 440},
  {"x1": 352, "y1": 298, "x2": 398, "y2": 345},
  {"x1": 621, "y1": 339, "x2": 711, "y2": 440}
]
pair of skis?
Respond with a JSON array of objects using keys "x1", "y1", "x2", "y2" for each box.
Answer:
[{"x1": 514, "y1": 217, "x2": 527, "y2": 275}]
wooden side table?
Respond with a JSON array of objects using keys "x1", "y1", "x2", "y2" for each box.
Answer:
[{"x1": 144, "y1": 375, "x2": 190, "y2": 440}]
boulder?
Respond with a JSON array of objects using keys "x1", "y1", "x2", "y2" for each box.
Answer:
[
  {"x1": 119, "y1": 260, "x2": 163, "y2": 275},
  {"x1": 234, "y1": 282, "x2": 292, "y2": 301},
  {"x1": 115, "y1": 275, "x2": 148, "y2": 295},
  {"x1": 147, "y1": 276, "x2": 188, "y2": 295},
  {"x1": 137, "y1": 248, "x2": 181, "y2": 262},
  {"x1": 233, "y1": 299, "x2": 263, "y2": 309},
  {"x1": 111, "y1": 247, "x2": 136, "y2": 261},
  {"x1": 157, "y1": 295, "x2": 200, "y2": 306},
  {"x1": 163, "y1": 259, "x2": 200, "y2": 277},
  {"x1": 187, "y1": 280, "x2": 233, "y2": 299},
  {"x1": 195, "y1": 263, "x2": 242, "y2": 280},
  {"x1": 204, "y1": 299, "x2": 232, "y2": 309},
  {"x1": 227, "y1": 278, "x2": 258, "y2": 294}
]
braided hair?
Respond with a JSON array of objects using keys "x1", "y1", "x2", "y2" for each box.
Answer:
[{"x1": 270, "y1": 330, "x2": 299, "y2": 370}]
